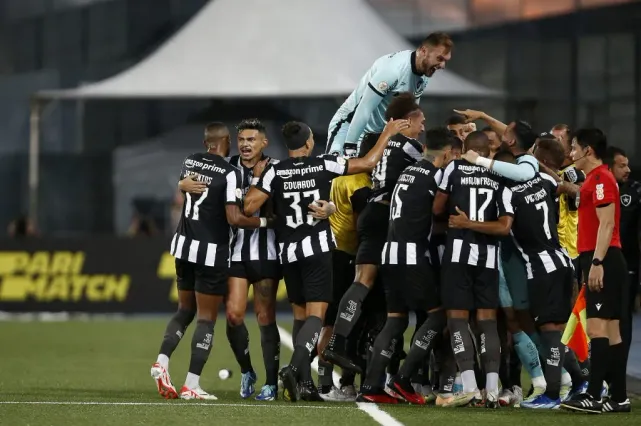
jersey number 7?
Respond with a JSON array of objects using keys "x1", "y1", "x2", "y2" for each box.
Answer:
[{"x1": 284, "y1": 189, "x2": 321, "y2": 228}]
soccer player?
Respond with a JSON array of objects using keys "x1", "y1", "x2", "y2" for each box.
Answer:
[
  {"x1": 357, "y1": 127, "x2": 455, "y2": 405},
  {"x1": 225, "y1": 119, "x2": 281, "y2": 401},
  {"x1": 316, "y1": 141, "x2": 375, "y2": 402},
  {"x1": 549, "y1": 124, "x2": 584, "y2": 278},
  {"x1": 151, "y1": 122, "x2": 265, "y2": 400},
  {"x1": 482, "y1": 126, "x2": 502, "y2": 158},
  {"x1": 243, "y1": 118, "x2": 410, "y2": 402},
  {"x1": 433, "y1": 131, "x2": 515, "y2": 408},
  {"x1": 323, "y1": 93, "x2": 427, "y2": 373},
  {"x1": 604, "y1": 146, "x2": 638, "y2": 388},
  {"x1": 499, "y1": 145, "x2": 574, "y2": 409},
  {"x1": 326, "y1": 32, "x2": 453, "y2": 156},
  {"x1": 447, "y1": 115, "x2": 475, "y2": 142},
  {"x1": 561, "y1": 129, "x2": 630, "y2": 413}
]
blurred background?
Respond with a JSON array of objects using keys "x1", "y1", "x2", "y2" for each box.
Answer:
[{"x1": 0, "y1": 0, "x2": 640, "y2": 325}]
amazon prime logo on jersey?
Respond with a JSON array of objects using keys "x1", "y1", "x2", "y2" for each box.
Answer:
[{"x1": 621, "y1": 194, "x2": 632, "y2": 207}]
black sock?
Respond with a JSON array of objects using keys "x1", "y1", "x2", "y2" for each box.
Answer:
[
  {"x1": 541, "y1": 330, "x2": 564, "y2": 399},
  {"x1": 363, "y1": 317, "x2": 408, "y2": 387},
  {"x1": 387, "y1": 336, "x2": 404, "y2": 376},
  {"x1": 340, "y1": 370, "x2": 356, "y2": 387},
  {"x1": 226, "y1": 321, "x2": 253, "y2": 374},
  {"x1": 333, "y1": 282, "x2": 370, "y2": 339},
  {"x1": 609, "y1": 343, "x2": 628, "y2": 403},
  {"x1": 448, "y1": 318, "x2": 476, "y2": 373},
  {"x1": 563, "y1": 347, "x2": 584, "y2": 387},
  {"x1": 159, "y1": 309, "x2": 195, "y2": 357},
  {"x1": 477, "y1": 320, "x2": 500, "y2": 392},
  {"x1": 188, "y1": 319, "x2": 215, "y2": 376},
  {"x1": 438, "y1": 340, "x2": 457, "y2": 393},
  {"x1": 259, "y1": 323, "x2": 280, "y2": 386},
  {"x1": 293, "y1": 319, "x2": 305, "y2": 341},
  {"x1": 497, "y1": 317, "x2": 511, "y2": 389},
  {"x1": 509, "y1": 346, "x2": 522, "y2": 388},
  {"x1": 399, "y1": 310, "x2": 446, "y2": 379},
  {"x1": 291, "y1": 316, "x2": 323, "y2": 374},
  {"x1": 586, "y1": 337, "x2": 609, "y2": 399},
  {"x1": 318, "y1": 360, "x2": 334, "y2": 390}
]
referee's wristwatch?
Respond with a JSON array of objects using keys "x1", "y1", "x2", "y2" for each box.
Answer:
[{"x1": 591, "y1": 258, "x2": 603, "y2": 266}]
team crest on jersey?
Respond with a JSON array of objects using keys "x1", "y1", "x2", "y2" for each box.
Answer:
[
  {"x1": 337, "y1": 157, "x2": 347, "y2": 166},
  {"x1": 235, "y1": 188, "x2": 243, "y2": 199},
  {"x1": 565, "y1": 167, "x2": 578, "y2": 183},
  {"x1": 621, "y1": 194, "x2": 632, "y2": 207},
  {"x1": 378, "y1": 81, "x2": 389, "y2": 92}
]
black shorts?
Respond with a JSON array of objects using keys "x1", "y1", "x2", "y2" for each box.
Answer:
[
  {"x1": 325, "y1": 249, "x2": 356, "y2": 326},
  {"x1": 427, "y1": 234, "x2": 446, "y2": 279},
  {"x1": 282, "y1": 252, "x2": 333, "y2": 305},
  {"x1": 580, "y1": 247, "x2": 628, "y2": 320},
  {"x1": 175, "y1": 258, "x2": 227, "y2": 296},
  {"x1": 441, "y1": 264, "x2": 499, "y2": 310},
  {"x1": 381, "y1": 257, "x2": 440, "y2": 314},
  {"x1": 356, "y1": 202, "x2": 390, "y2": 265},
  {"x1": 228, "y1": 260, "x2": 281, "y2": 284},
  {"x1": 572, "y1": 257, "x2": 580, "y2": 283},
  {"x1": 528, "y1": 266, "x2": 574, "y2": 326}
]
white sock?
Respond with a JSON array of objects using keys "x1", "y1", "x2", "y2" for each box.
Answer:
[
  {"x1": 454, "y1": 373, "x2": 462, "y2": 386},
  {"x1": 561, "y1": 372, "x2": 572, "y2": 386},
  {"x1": 185, "y1": 372, "x2": 200, "y2": 389},
  {"x1": 485, "y1": 372, "x2": 499, "y2": 394},
  {"x1": 461, "y1": 370, "x2": 478, "y2": 393},
  {"x1": 156, "y1": 354, "x2": 169, "y2": 369},
  {"x1": 532, "y1": 375, "x2": 547, "y2": 390}
]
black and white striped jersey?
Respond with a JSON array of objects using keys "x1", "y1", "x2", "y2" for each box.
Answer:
[
  {"x1": 382, "y1": 159, "x2": 439, "y2": 265},
  {"x1": 255, "y1": 154, "x2": 348, "y2": 264},
  {"x1": 508, "y1": 172, "x2": 571, "y2": 279},
  {"x1": 370, "y1": 134, "x2": 423, "y2": 202},
  {"x1": 438, "y1": 160, "x2": 514, "y2": 269},
  {"x1": 227, "y1": 155, "x2": 279, "y2": 263},
  {"x1": 426, "y1": 167, "x2": 447, "y2": 265},
  {"x1": 170, "y1": 152, "x2": 242, "y2": 267}
]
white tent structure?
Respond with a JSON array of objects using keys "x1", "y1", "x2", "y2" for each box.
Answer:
[
  {"x1": 28, "y1": 0, "x2": 501, "y2": 223},
  {"x1": 36, "y1": 0, "x2": 499, "y2": 99}
]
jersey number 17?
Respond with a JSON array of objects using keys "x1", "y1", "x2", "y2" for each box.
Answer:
[{"x1": 184, "y1": 189, "x2": 209, "y2": 221}]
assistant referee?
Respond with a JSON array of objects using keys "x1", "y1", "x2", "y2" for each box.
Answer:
[{"x1": 560, "y1": 129, "x2": 630, "y2": 414}]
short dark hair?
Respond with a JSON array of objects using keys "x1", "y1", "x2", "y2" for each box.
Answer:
[
  {"x1": 424, "y1": 127, "x2": 453, "y2": 151},
  {"x1": 237, "y1": 118, "x2": 266, "y2": 134},
  {"x1": 385, "y1": 92, "x2": 422, "y2": 120},
  {"x1": 604, "y1": 146, "x2": 627, "y2": 168},
  {"x1": 205, "y1": 122, "x2": 228, "y2": 135},
  {"x1": 513, "y1": 120, "x2": 537, "y2": 151},
  {"x1": 552, "y1": 123, "x2": 571, "y2": 136},
  {"x1": 493, "y1": 149, "x2": 516, "y2": 163},
  {"x1": 450, "y1": 136, "x2": 463, "y2": 151},
  {"x1": 446, "y1": 115, "x2": 466, "y2": 126},
  {"x1": 574, "y1": 128, "x2": 608, "y2": 160},
  {"x1": 420, "y1": 32, "x2": 454, "y2": 51},
  {"x1": 465, "y1": 131, "x2": 490, "y2": 157},
  {"x1": 536, "y1": 138, "x2": 565, "y2": 170}
]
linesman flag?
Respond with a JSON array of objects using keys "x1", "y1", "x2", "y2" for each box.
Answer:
[{"x1": 561, "y1": 286, "x2": 590, "y2": 362}]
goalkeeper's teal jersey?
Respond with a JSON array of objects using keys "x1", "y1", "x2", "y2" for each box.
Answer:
[{"x1": 326, "y1": 50, "x2": 429, "y2": 155}]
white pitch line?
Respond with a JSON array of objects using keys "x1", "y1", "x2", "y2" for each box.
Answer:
[
  {"x1": 277, "y1": 326, "x2": 404, "y2": 426},
  {"x1": 0, "y1": 401, "x2": 347, "y2": 410}
]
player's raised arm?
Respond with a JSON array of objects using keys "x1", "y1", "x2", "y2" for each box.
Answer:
[
  {"x1": 243, "y1": 160, "x2": 273, "y2": 217},
  {"x1": 454, "y1": 109, "x2": 508, "y2": 137},
  {"x1": 345, "y1": 119, "x2": 410, "y2": 175}
]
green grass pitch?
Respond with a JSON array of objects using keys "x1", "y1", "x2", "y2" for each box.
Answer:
[{"x1": 0, "y1": 318, "x2": 637, "y2": 425}]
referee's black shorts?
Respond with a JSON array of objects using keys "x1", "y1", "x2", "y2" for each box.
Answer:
[{"x1": 580, "y1": 247, "x2": 628, "y2": 320}]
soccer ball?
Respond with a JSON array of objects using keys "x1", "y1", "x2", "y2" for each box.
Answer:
[{"x1": 218, "y1": 369, "x2": 232, "y2": 380}]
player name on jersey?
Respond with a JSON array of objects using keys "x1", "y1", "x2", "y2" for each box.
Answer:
[
  {"x1": 370, "y1": 134, "x2": 423, "y2": 202},
  {"x1": 170, "y1": 152, "x2": 242, "y2": 267},
  {"x1": 256, "y1": 155, "x2": 348, "y2": 264}
]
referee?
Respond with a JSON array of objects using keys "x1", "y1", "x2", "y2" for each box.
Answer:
[{"x1": 561, "y1": 129, "x2": 630, "y2": 414}]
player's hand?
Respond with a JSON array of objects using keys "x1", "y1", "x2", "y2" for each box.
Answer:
[
  {"x1": 308, "y1": 200, "x2": 336, "y2": 219},
  {"x1": 252, "y1": 157, "x2": 270, "y2": 178},
  {"x1": 464, "y1": 123, "x2": 477, "y2": 133},
  {"x1": 448, "y1": 206, "x2": 470, "y2": 229},
  {"x1": 453, "y1": 109, "x2": 484, "y2": 123},
  {"x1": 587, "y1": 265, "x2": 604, "y2": 292},
  {"x1": 382, "y1": 118, "x2": 410, "y2": 137},
  {"x1": 462, "y1": 150, "x2": 480, "y2": 164},
  {"x1": 179, "y1": 173, "x2": 206, "y2": 194}
]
